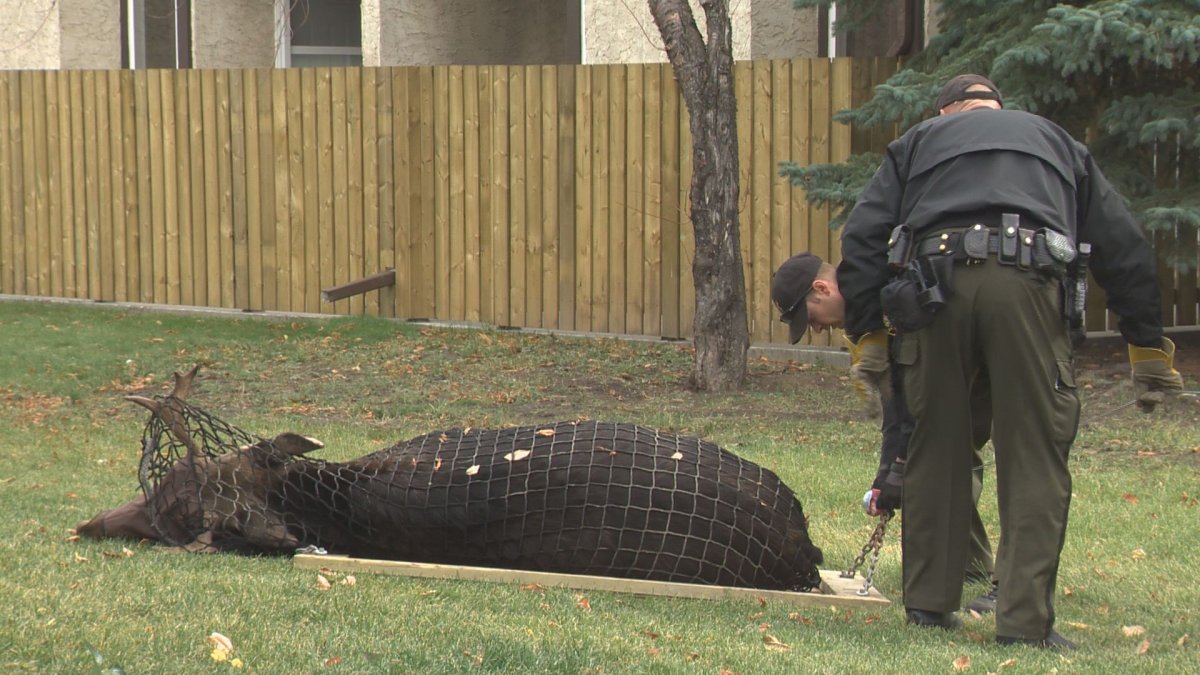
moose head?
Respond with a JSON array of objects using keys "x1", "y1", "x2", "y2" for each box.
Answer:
[{"x1": 74, "y1": 366, "x2": 322, "y2": 552}]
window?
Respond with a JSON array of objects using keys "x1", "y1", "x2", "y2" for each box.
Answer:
[
  {"x1": 122, "y1": 0, "x2": 192, "y2": 68},
  {"x1": 275, "y1": 0, "x2": 362, "y2": 68}
]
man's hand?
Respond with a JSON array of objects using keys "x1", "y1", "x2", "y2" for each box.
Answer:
[
  {"x1": 1129, "y1": 337, "x2": 1184, "y2": 412},
  {"x1": 846, "y1": 330, "x2": 891, "y2": 419},
  {"x1": 873, "y1": 460, "x2": 904, "y2": 513}
]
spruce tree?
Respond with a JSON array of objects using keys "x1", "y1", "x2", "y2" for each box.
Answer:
[{"x1": 783, "y1": 0, "x2": 1199, "y2": 271}]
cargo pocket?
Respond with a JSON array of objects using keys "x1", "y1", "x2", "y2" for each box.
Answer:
[
  {"x1": 1052, "y1": 359, "x2": 1081, "y2": 446},
  {"x1": 892, "y1": 334, "x2": 923, "y2": 418}
]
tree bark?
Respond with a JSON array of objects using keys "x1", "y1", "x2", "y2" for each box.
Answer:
[{"x1": 648, "y1": 0, "x2": 748, "y2": 391}]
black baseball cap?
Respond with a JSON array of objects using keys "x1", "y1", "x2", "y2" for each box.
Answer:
[
  {"x1": 771, "y1": 253, "x2": 823, "y2": 344},
  {"x1": 935, "y1": 74, "x2": 1002, "y2": 111}
]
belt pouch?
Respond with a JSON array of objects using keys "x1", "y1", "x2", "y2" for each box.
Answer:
[
  {"x1": 1018, "y1": 229, "x2": 1033, "y2": 268},
  {"x1": 962, "y1": 225, "x2": 990, "y2": 260},
  {"x1": 887, "y1": 224, "x2": 914, "y2": 271},
  {"x1": 1032, "y1": 231, "x2": 1055, "y2": 270},
  {"x1": 880, "y1": 276, "x2": 935, "y2": 334},
  {"x1": 999, "y1": 214, "x2": 1020, "y2": 264}
]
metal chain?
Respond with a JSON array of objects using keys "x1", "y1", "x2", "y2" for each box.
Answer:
[{"x1": 840, "y1": 512, "x2": 891, "y2": 596}]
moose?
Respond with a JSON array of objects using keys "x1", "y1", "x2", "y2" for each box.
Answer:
[{"x1": 77, "y1": 367, "x2": 825, "y2": 592}]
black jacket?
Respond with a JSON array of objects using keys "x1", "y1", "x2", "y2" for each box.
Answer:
[{"x1": 837, "y1": 108, "x2": 1164, "y2": 347}]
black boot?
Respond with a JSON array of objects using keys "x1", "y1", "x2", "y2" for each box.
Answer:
[
  {"x1": 997, "y1": 631, "x2": 1077, "y2": 651},
  {"x1": 964, "y1": 581, "x2": 998, "y2": 614},
  {"x1": 905, "y1": 608, "x2": 963, "y2": 630}
]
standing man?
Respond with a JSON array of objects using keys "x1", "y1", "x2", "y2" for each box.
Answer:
[
  {"x1": 771, "y1": 252, "x2": 998, "y2": 613},
  {"x1": 836, "y1": 74, "x2": 1183, "y2": 649}
]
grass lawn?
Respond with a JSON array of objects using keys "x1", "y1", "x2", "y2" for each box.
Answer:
[{"x1": 1, "y1": 299, "x2": 1197, "y2": 673}]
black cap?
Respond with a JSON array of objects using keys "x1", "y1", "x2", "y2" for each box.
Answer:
[
  {"x1": 771, "y1": 253, "x2": 823, "y2": 344},
  {"x1": 935, "y1": 74, "x2": 1002, "y2": 111}
]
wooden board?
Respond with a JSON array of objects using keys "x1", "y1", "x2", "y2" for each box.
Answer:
[{"x1": 293, "y1": 554, "x2": 890, "y2": 609}]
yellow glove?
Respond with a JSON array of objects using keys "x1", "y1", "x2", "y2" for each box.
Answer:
[
  {"x1": 845, "y1": 330, "x2": 891, "y2": 419},
  {"x1": 1129, "y1": 337, "x2": 1184, "y2": 413}
]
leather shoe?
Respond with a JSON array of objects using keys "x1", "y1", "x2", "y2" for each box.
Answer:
[
  {"x1": 997, "y1": 631, "x2": 1077, "y2": 651},
  {"x1": 905, "y1": 608, "x2": 963, "y2": 630},
  {"x1": 964, "y1": 581, "x2": 998, "y2": 614}
]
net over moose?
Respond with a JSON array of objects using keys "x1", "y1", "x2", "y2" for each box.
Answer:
[{"x1": 76, "y1": 366, "x2": 825, "y2": 592}]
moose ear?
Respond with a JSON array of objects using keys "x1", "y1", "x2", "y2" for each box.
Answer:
[{"x1": 269, "y1": 432, "x2": 324, "y2": 456}]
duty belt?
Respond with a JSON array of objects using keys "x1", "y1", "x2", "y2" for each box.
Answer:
[{"x1": 915, "y1": 224, "x2": 1069, "y2": 273}]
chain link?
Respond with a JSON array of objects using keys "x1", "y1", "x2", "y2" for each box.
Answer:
[{"x1": 840, "y1": 512, "x2": 891, "y2": 596}]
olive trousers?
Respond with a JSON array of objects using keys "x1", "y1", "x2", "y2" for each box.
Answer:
[
  {"x1": 895, "y1": 257, "x2": 1079, "y2": 640},
  {"x1": 887, "y1": 361, "x2": 994, "y2": 582}
]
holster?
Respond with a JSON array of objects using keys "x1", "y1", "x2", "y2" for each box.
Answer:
[{"x1": 880, "y1": 255, "x2": 955, "y2": 334}]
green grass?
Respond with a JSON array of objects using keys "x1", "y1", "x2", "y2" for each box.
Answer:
[{"x1": 0, "y1": 299, "x2": 1197, "y2": 673}]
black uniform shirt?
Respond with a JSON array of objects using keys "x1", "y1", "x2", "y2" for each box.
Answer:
[{"x1": 837, "y1": 108, "x2": 1164, "y2": 347}]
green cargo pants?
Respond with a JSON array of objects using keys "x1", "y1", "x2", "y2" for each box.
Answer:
[{"x1": 895, "y1": 256, "x2": 1079, "y2": 640}]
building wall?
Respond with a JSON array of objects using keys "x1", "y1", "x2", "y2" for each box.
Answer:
[
  {"x1": 0, "y1": 0, "x2": 119, "y2": 70},
  {"x1": 364, "y1": 0, "x2": 580, "y2": 67},
  {"x1": 191, "y1": 0, "x2": 274, "y2": 68},
  {"x1": 583, "y1": 0, "x2": 823, "y2": 64},
  {"x1": 0, "y1": 0, "x2": 61, "y2": 70}
]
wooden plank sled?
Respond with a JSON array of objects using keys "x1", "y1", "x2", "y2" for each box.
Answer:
[{"x1": 293, "y1": 554, "x2": 890, "y2": 609}]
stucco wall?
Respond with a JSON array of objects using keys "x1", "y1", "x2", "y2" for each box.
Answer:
[
  {"x1": 191, "y1": 0, "x2": 275, "y2": 69},
  {"x1": 0, "y1": 0, "x2": 60, "y2": 70},
  {"x1": 0, "y1": 0, "x2": 119, "y2": 70},
  {"x1": 584, "y1": 0, "x2": 822, "y2": 64},
  {"x1": 58, "y1": 0, "x2": 120, "y2": 69},
  {"x1": 364, "y1": 0, "x2": 580, "y2": 67}
]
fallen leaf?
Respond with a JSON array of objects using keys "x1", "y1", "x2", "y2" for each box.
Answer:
[
  {"x1": 207, "y1": 632, "x2": 234, "y2": 652},
  {"x1": 324, "y1": 656, "x2": 342, "y2": 667},
  {"x1": 997, "y1": 658, "x2": 1017, "y2": 668},
  {"x1": 1179, "y1": 634, "x2": 1189, "y2": 647},
  {"x1": 419, "y1": 590, "x2": 437, "y2": 597},
  {"x1": 641, "y1": 631, "x2": 659, "y2": 639},
  {"x1": 519, "y1": 583, "x2": 545, "y2": 593},
  {"x1": 864, "y1": 615, "x2": 880, "y2": 625},
  {"x1": 671, "y1": 451, "x2": 684, "y2": 460},
  {"x1": 1123, "y1": 625, "x2": 1147, "y2": 637},
  {"x1": 1122, "y1": 493, "x2": 1139, "y2": 504},
  {"x1": 757, "y1": 623, "x2": 771, "y2": 632},
  {"x1": 757, "y1": 597, "x2": 767, "y2": 608},
  {"x1": 1136, "y1": 639, "x2": 1150, "y2": 655},
  {"x1": 434, "y1": 458, "x2": 442, "y2": 471},
  {"x1": 647, "y1": 647, "x2": 662, "y2": 657},
  {"x1": 1064, "y1": 621, "x2": 1090, "y2": 630},
  {"x1": 952, "y1": 655, "x2": 971, "y2": 671},
  {"x1": 316, "y1": 574, "x2": 332, "y2": 591},
  {"x1": 577, "y1": 596, "x2": 591, "y2": 610},
  {"x1": 788, "y1": 612, "x2": 812, "y2": 625},
  {"x1": 73, "y1": 552, "x2": 88, "y2": 564},
  {"x1": 505, "y1": 449, "x2": 531, "y2": 462},
  {"x1": 1131, "y1": 548, "x2": 1146, "y2": 560},
  {"x1": 536, "y1": 429, "x2": 555, "y2": 437},
  {"x1": 762, "y1": 635, "x2": 791, "y2": 652},
  {"x1": 465, "y1": 465, "x2": 480, "y2": 476},
  {"x1": 341, "y1": 575, "x2": 356, "y2": 586}
]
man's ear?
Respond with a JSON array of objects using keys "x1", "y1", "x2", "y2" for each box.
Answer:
[{"x1": 811, "y1": 279, "x2": 832, "y2": 298}]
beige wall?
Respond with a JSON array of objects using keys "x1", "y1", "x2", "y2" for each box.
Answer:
[
  {"x1": 0, "y1": 0, "x2": 119, "y2": 70},
  {"x1": 584, "y1": 0, "x2": 822, "y2": 64},
  {"x1": 363, "y1": 0, "x2": 580, "y2": 66},
  {"x1": 191, "y1": 0, "x2": 275, "y2": 68}
]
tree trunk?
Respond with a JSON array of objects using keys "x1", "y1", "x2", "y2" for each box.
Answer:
[{"x1": 649, "y1": 0, "x2": 748, "y2": 392}]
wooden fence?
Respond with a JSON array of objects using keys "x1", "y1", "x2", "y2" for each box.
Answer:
[{"x1": 0, "y1": 60, "x2": 1193, "y2": 346}]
